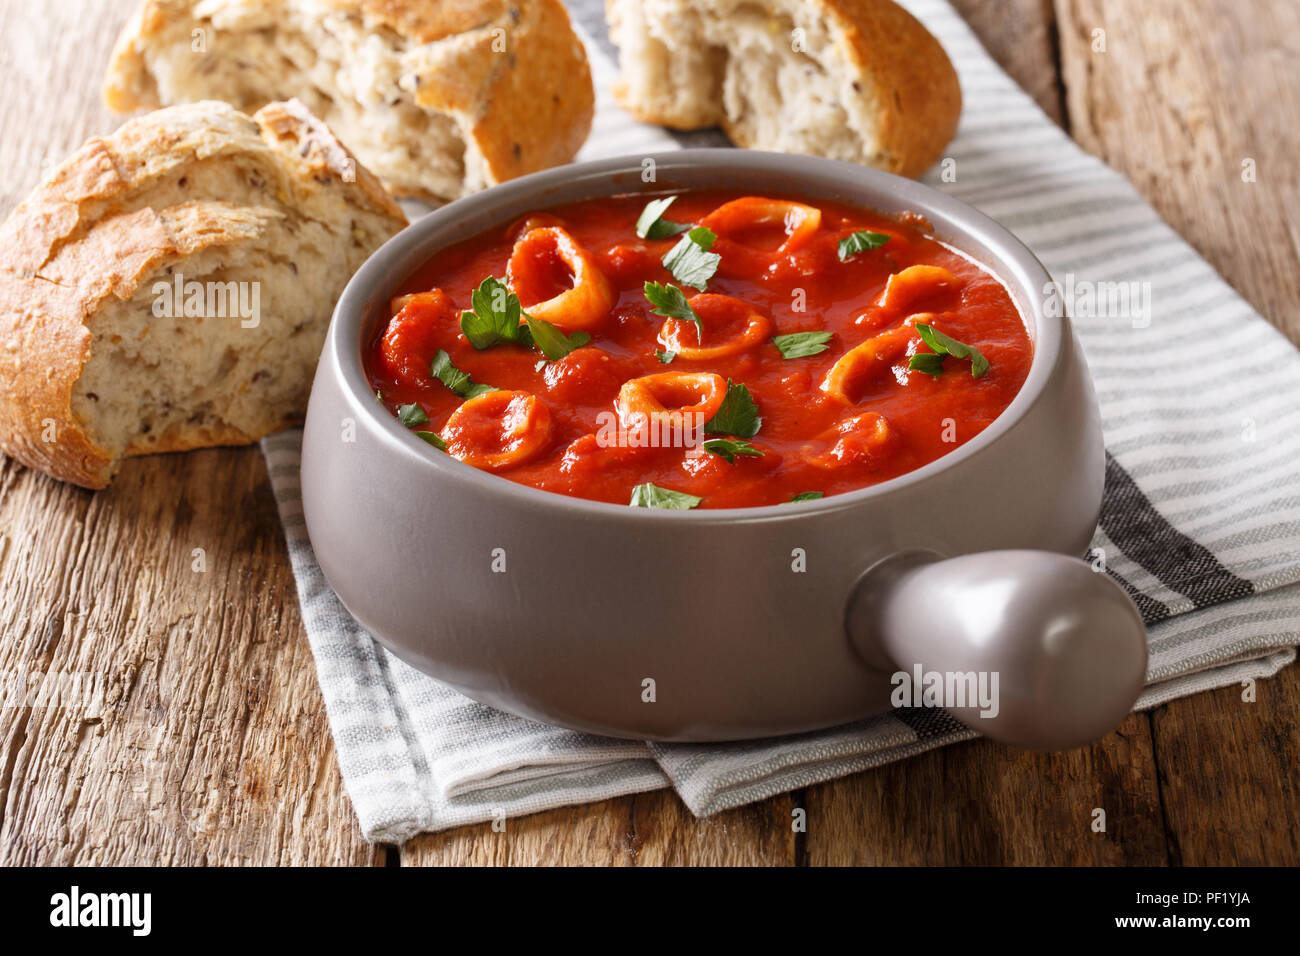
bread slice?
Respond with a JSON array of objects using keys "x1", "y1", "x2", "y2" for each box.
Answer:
[
  {"x1": 0, "y1": 100, "x2": 407, "y2": 489},
  {"x1": 104, "y1": 0, "x2": 595, "y2": 202},
  {"x1": 606, "y1": 0, "x2": 961, "y2": 178}
]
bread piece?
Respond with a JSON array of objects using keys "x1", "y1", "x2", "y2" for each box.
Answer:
[
  {"x1": 606, "y1": 0, "x2": 961, "y2": 178},
  {"x1": 104, "y1": 0, "x2": 595, "y2": 201},
  {"x1": 0, "y1": 100, "x2": 407, "y2": 489}
]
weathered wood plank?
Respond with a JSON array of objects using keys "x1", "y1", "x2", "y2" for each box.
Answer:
[
  {"x1": 951, "y1": 0, "x2": 1066, "y2": 125},
  {"x1": 1055, "y1": 0, "x2": 1300, "y2": 865},
  {"x1": 1056, "y1": 0, "x2": 1300, "y2": 340},
  {"x1": 402, "y1": 789, "x2": 797, "y2": 866},
  {"x1": 0, "y1": 0, "x2": 378, "y2": 866},
  {"x1": 805, "y1": 715, "x2": 1166, "y2": 865},
  {"x1": 3, "y1": 0, "x2": 1293, "y2": 867},
  {"x1": 1149, "y1": 667, "x2": 1300, "y2": 865},
  {"x1": 0, "y1": 449, "x2": 380, "y2": 865}
]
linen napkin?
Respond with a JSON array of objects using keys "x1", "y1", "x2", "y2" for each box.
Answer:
[{"x1": 261, "y1": 0, "x2": 1300, "y2": 842}]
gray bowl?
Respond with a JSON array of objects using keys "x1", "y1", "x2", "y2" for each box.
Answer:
[{"x1": 300, "y1": 150, "x2": 1147, "y2": 750}]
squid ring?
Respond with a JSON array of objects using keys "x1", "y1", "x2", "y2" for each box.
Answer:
[
  {"x1": 615, "y1": 372, "x2": 728, "y2": 434},
  {"x1": 804, "y1": 412, "x2": 896, "y2": 470},
  {"x1": 506, "y1": 226, "x2": 615, "y2": 331},
  {"x1": 877, "y1": 265, "x2": 959, "y2": 312},
  {"x1": 441, "y1": 390, "x2": 553, "y2": 471},
  {"x1": 657, "y1": 293, "x2": 772, "y2": 360},
  {"x1": 701, "y1": 197, "x2": 823, "y2": 253},
  {"x1": 820, "y1": 322, "x2": 918, "y2": 404}
]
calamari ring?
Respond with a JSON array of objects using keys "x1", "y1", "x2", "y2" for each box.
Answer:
[
  {"x1": 389, "y1": 290, "x2": 453, "y2": 317},
  {"x1": 877, "y1": 265, "x2": 959, "y2": 312},
  {"x1": 615, "y1": 372, "x2": 728, "y2": 434},
  {"x1": 657, "y1": 293, "x2": 772, "y2": 360},
  {"x1": 441, "y1": 390, "x2": 553, "y2": 471},
  {"x1": 805, "y1": 412, "x2": 896, "y2": 470},
  {"x1": 506, "y1": 226, "x2": 615, "y2": 331},
  {"x1": 700, "y1": 197, "x2": 823, "y2": 275},
  {"x1": 820, "y1": 321, "x2": 918, "y2": 404},
  {"x1": 379, "y1": 288, "x2": 458, "y2": 388}
]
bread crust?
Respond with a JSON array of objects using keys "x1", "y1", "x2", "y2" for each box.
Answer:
[
  {"x1": 817, "y1": 0, "x2": 961, "y2": 178},
  {"x1": 607, "y1": 0, "x2": 961, "y2": 179},
  {"x1": 104, "y1": 0, "x2": 595, "y2": 200},
  {"x1": 0, "y1": 100, "x2": 406, "y2": 489}
]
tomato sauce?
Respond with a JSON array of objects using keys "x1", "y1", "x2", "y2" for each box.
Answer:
[{"x1": 365, "y1": 191, "x2": 1033, "y2": 509}]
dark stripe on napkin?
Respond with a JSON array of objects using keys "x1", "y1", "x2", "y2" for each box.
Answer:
[{"x1": 1101, "y1": 452, "x2": 1255, "y2": 609}]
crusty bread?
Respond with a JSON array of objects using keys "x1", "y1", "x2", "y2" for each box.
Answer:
[
  {"x1": 104, "y1": 0, "x2": 595, "y2": 202},
  {"x1": 0, "y1": 100, "x2": 407, "y2": 489},
  {"x1": 606, "y1": 0, "x2": 961, "y2": 178}
]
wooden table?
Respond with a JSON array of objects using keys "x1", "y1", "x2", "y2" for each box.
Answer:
[{"x1": 1, "y1": 0, "x2": 1296, "y2": 866}]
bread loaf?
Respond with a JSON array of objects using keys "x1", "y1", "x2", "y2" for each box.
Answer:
[
  {"x1": 104, "y1": 0, "x2": 596, "y2": 201},
  {"x1": 606, "y1": 0, "x2": 961, "y2": 178},
  {"x1": 0, "y1": 100, "x2": 408, "y2": 488}
]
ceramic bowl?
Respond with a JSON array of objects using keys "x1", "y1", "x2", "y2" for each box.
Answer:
[{"x1": 300, "y1": 150, "x2": 1147, "y2": 749}]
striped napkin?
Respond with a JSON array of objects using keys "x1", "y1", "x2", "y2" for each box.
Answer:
[{"x1": 262, "y1": 0, "x2": 1300, "y2": 842}]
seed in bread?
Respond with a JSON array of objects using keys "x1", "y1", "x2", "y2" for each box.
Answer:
[
  {"x1": 0, "y1": 100, "x2": 408, "y2": 489},
  {"x1": 605, "y1": 0, "x2": 962, "y2": 178},
  {"x1": 104, "y1": 0, "x2": 596, "y2": 202}
]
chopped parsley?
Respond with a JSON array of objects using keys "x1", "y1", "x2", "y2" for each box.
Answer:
[
  {"x1": 629, "y1": 483, "x2": 702, "y2": 510},
  {"x1": 909, "y1": 323, "x2": 990, "y2": 378},
  {"x1": 526, "y1": 314, "x2": 590, "y2": 361},
  {"x1": 644, "y1": 281, "x2": 702, "y2": 343},
  {"x1": 771, "y1": 330, "x2": 833, "y2": 359},
  {"x1": 430, "y1": 349, "x2": 497, "y2": 398},
  {"x1": 704, "y1": 379, "x2": 762, "y2": 438},
  {"x1": 837, "y1": 230, "x2": 891, "y2": 261},
  {"x1": 460, "y1": 276, "x2": 533, "y2": 350},
  {"x1": 656, "y1": 349, "x2": 677, "y2": 364},
  {"x1": 396, "y1": 402, "x2": 428, "y2": 427},
  {"x1": 635, "y1": 196, "x2": 691, "y2": 240},
  {"x1": 702, "y1": 438, "x2": 764, "y2": 464},
  {"x1": 662, "y1": 226, "x2": 720, "y2": 290},
  {"x1": 788, "y1": 491, "x2": 824, "y2": 503},
  {"x1": 414, "y1": 430, "x2": 446, "y2": 450}
]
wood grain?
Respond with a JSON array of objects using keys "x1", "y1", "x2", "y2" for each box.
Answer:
[
  {"x1": 402, "y1": 790, "x2": 798, "y2": 866},
  {"x1": 1053, "y1": 0, "x2": 1300, "y2": 866},
  {"x1": 0, "y1": 447, "x2": 379, "y2": 865},
  {"x1": 804, "y1": 716, "x2": 1167, "y2": 866},
  {"x1": 0, "y1": 0, "x2": 1295, "y2": 866},
  {"x1": 1149, "y1": 667, "x2": 1300, "y2": 866},
  {"x1": 951, "y1": 0, "x2": 1066, "y2": 125},
  {"x1": 1056, "y1": 0, "x2": 1300, "y2": 340}
]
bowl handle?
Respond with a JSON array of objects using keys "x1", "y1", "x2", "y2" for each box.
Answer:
[{"x1": 846, "y1": 550, "x2": 1148, "y2": 750}]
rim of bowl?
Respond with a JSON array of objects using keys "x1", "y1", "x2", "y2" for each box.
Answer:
[{"x1": 326, "y1": 149, "x2": 1061, "y2": 524}]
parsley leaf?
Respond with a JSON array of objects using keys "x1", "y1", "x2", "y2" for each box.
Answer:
[
  {"x1": 414, "y1": 430, "x2": 446, "y2": 450},
  {"x1": 705, "y1": 379, "x2": 762, "y2": 438},
  {"x1": 629, "y1": 483, "x2": 703, "y2": 510},
  {"x1": 789, "y1": 491, "x2": 824, "y2": 503},
  {"x1": 396, "y1": 402, "x2": 428, "y2": 427},
  {"x1": 644, "y1": 281, "x2": 703, "y2": 343},
  {"x1": 907, "y1": 352, "x2": 946, "y2": 378},
  {"x1": 837, "y1": 230, "x2": 891, "y2": 261},
  {"x1": 430, "y1": 349, "x2": 497, "y2": 399},
  {"x1": 662, "y1": 226, "x2": 721, "y2": 290},
  {"x1": 702, "y1": 438, "x2": 764, "y2": 464},
  {"x1": 772, "y1": 331, "x2": 833, "y2": 359},
  {"x1": 911, "y1": 323, "x2": 990, "y2": 378},
  {"x1": 635, "y1": 196, "x2": 691, "y2": 240},
  {"x1": 460, "y1": 276, "x2": 533, "y2": 350},
  {"x1": 656, "y1": 349, "x2": 676, "y2": 364},
  {"x1": 525, "y1": 315, "x2": 591, "y2": 361}
]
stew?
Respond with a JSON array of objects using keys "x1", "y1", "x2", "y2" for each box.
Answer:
[{"x1": 366, "y1": 191, "x2": 1033, "y2": 509}]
